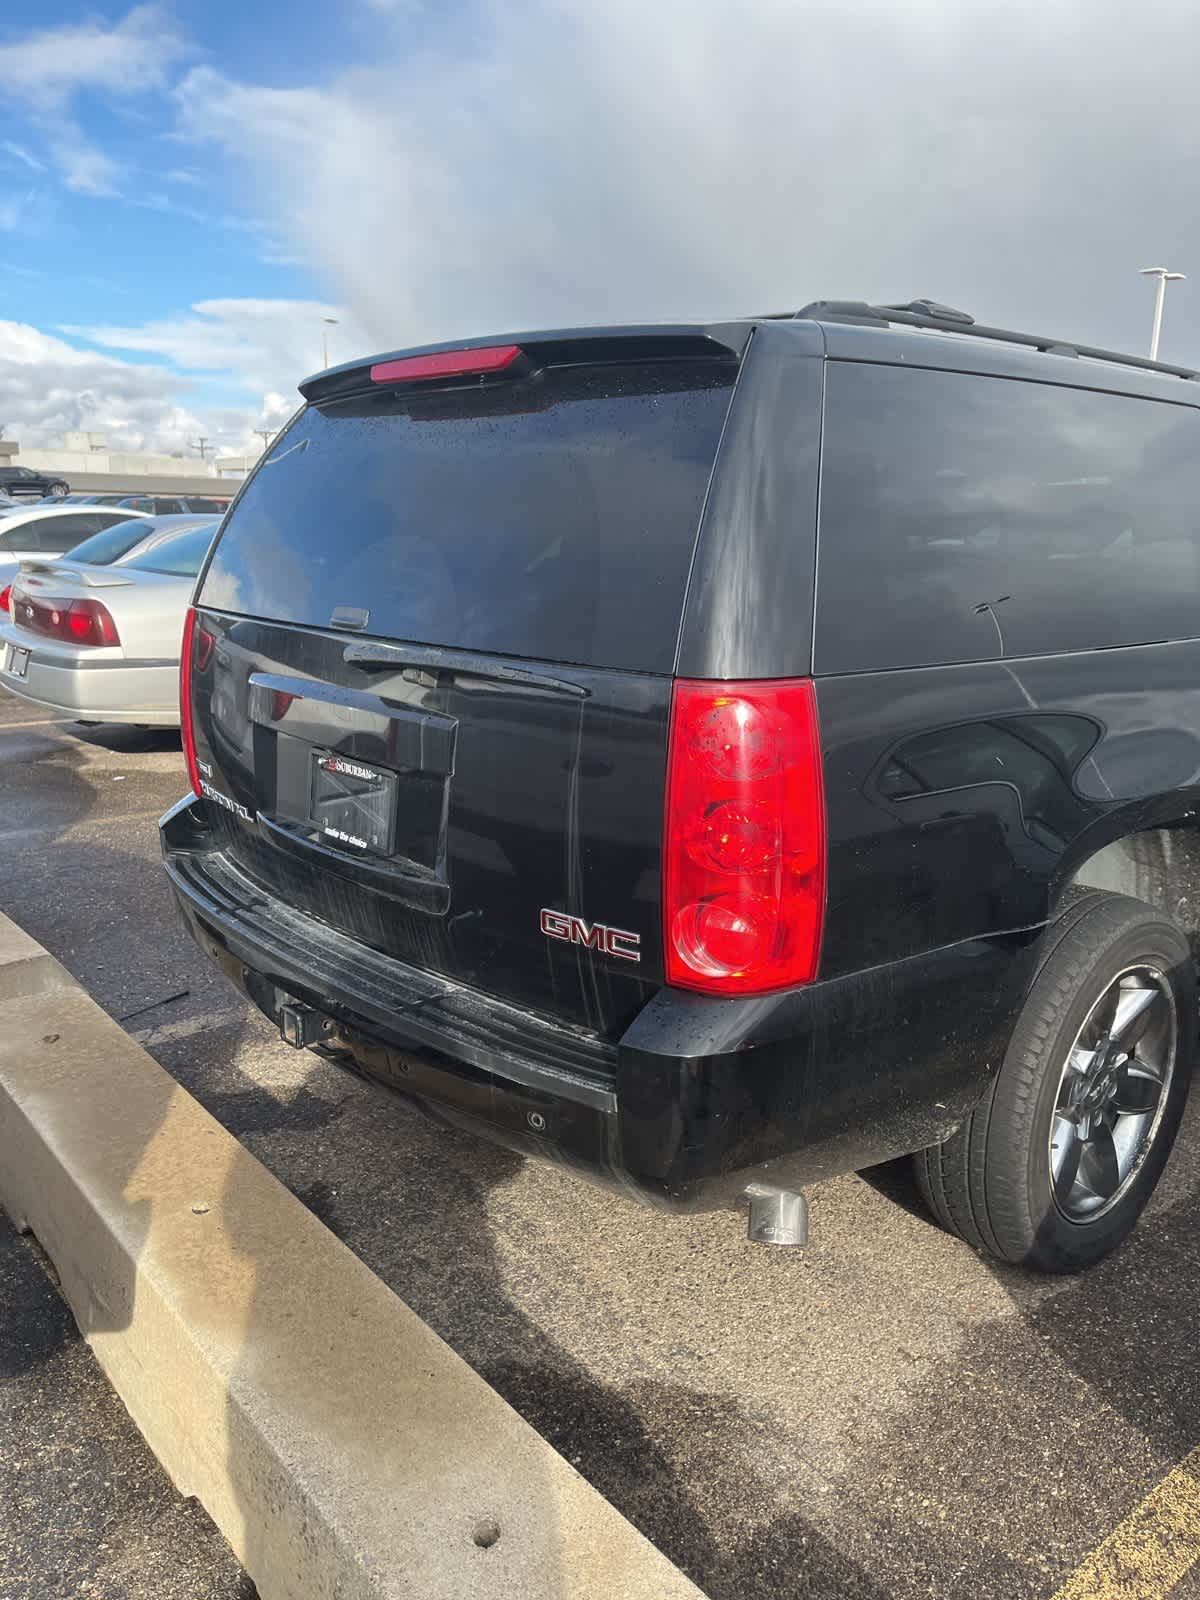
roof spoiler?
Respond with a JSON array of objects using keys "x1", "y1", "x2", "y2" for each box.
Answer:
[{"x1": 299, "y1": 325, "x2": 748, "y2": 404}]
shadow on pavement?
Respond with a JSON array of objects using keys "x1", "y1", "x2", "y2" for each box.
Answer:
[{"x1": 14, "y1": 696, "x2": 1199, "y2": 1599}]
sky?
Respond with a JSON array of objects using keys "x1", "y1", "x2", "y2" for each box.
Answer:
[{"x1": 1, "y1": 0, "x2": 1198, "y2": 459}]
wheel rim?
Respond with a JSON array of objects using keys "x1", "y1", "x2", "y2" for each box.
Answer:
[{"x1": 1049, "y1": 964, "x2": 1176, "y2": 1222}]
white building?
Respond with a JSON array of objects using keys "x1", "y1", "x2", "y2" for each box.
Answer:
[{"x1": 13, "y1": 436, "x2": 215, "y2": 479}]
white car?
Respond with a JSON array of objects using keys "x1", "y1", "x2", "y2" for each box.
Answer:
[
  {"x1": 0, "y1": 505, "x2": 153, "y2": 597},
  {"x1": 0, "y1": 519, "x2": 217, "y2": 728}
]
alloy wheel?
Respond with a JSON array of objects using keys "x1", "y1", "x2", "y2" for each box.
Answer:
[{"x1": 1049, "y1": 965, "x2": 1176, "y2": 1221}]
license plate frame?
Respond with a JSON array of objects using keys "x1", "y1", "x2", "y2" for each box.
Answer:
[
  {"x1": 4, "y1": 644, "x2": 30, "y2": 679},
  {"x1": 307, "y1": 750, "x2": 397, "y2": 857}
]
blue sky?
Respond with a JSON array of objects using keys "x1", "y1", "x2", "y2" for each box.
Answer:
[
  {"x1": 1, "y1": 1, "x2": 1199, "y2": 458},
  {"x1": 0, "y1": 2, "x2": 377, "y2": 453}
]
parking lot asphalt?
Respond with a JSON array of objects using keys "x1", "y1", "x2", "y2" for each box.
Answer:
[{"x1": 5, "y1": 687, "x2": 1200, "y2": 1600}]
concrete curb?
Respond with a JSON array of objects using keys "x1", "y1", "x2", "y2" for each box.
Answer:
[{"x1": 0, "y1": 912, "x2": 705, "y2": 1600}]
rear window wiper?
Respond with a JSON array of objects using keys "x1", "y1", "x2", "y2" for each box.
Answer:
[{"x1": 342, "y1": 638, "x2": 590, "y2": 698}]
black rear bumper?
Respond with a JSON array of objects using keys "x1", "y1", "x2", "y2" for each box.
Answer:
[{"x1": 161, "y1": 795, "x2": 1038, "y2": 1212}]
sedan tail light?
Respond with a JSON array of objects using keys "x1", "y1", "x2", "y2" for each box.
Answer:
[
  {"x1": 14, "y1": 594, "x2": 120, "y2": 647},
  {"x1": 663, "y1": 678, "x2": 826, "y2": 996},
  {"x1": 0, "y1": 584, "x2": 10, "y2": 614}
]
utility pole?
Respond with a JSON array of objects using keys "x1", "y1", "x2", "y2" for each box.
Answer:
[
  {"x1": 1140, "y1": 267, "x2": 1186, "y2": 360},
  {"x1": 253, "y1": 428, "x2": 274, "y2": 452},
  {"x1": 191, "y1": 437, "x2": 210, "y2": 462}
]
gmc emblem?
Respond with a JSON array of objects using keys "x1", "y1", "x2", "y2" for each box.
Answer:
[{"x1": 540, "y1": 908, "x2": 641, "y2": 963}]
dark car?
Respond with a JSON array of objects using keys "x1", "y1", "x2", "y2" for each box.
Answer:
[
  {"x1": 162, "y1": 301, "x2": 1200, "y2": 1275},
  {"x1": 0, "y1": 464, "x2": 69, "y2": 499}
]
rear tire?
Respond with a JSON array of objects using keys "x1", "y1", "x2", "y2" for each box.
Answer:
[
  {"x1": 49, "y1": 481, "x2": 68, "y2": 498},
  {"x1": 915, "y1": 893, "x2": 1195, "y2": 1272}
]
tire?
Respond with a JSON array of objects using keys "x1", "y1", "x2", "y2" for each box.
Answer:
[
  {"x1": 915, "y1": 893, "x2": 1195, "y2": 1273},
  {"x1": 49, "y1": 481, "x2": 68, "y2": 498}
]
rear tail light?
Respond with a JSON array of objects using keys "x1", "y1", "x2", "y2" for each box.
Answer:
[
  {"x1": 370, "y1": 344, "x2": 522, "y2": 384},
  {"x1": 15, "y1": 595, "x2": 119, "y2": 647},
  {"x1": 0, "y1": 584, "x2": 9, "y2": 614},
  {"x1": 180, "y1": 605, "x2": 202, "y2": 797},
  {"x1": 663, "y1": 678, "x2": 825, "y2": 996}
]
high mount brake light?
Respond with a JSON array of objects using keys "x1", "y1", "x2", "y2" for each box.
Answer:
[
  {"x1": 370, "y1": 344, "x2": 522, "y2": 384},
  {"x1": 663, "y1": 678, "x2": 826, "y2": 996},
  {"x1": 180, "y1": 605, "x2": 203, "y2": 797}
]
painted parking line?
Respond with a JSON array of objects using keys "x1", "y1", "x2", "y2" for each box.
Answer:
[{"x1": 1052, "y1": 1446, "x2": 1200, "y2": 1600}]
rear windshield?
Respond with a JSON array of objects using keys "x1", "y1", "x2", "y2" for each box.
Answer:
[
  {"x1": 816, "y1": 363, "x2": 1200, "y2": 673},
  {"x1": 64, "y1": 517, "x2": 153, "y2": 567},
  {"x1": 199, "y1": 360, "x2": 736, "y2": 673},
  {"x1": 124, "y1": 521, "x2": 217, "y2": 577}
]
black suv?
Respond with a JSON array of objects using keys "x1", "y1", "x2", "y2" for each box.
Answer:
[
  {"x1": 162, "y1": 301, "x2": 1200, "y2": 1274},
  {"x1": 0, "y1": 465, "x2": 69, "y2": 498}
]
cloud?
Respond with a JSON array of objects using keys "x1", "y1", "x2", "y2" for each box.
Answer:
[
  {"x1": 65, "y1": 297, "x2": 371, "y2": 392},
  {"x1": 177, "y1": 0, "x2": 1200, "y2": 365},
  {"x1": 0, "y1": 313, "x2": 304, "y2": 457},
  {"x1": 1, "y1": 5, "x2": 188, "y2": 198},
  {"x1": 0, "y1": 321, "x2": 201, "y2": 454},
  {"x1": 49, "y1": 130, "x2": 121, "y2": 197},
  {"x1": 0, "y1": 141, "x2": 44, "y2": 174},
  {"x1": 0, "y1": 3, "x2": 186, "y2": 110}
]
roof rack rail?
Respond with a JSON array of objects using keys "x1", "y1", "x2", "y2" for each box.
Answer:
[{"x1": 793, "y1": 298, "x2": 1199, "y2": 381}]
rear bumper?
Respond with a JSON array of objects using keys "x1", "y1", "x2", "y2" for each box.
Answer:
[
  {"x1": 161, "y1": 794, "x2": 1039, "y2": 1212},
  {"x1": 0, "y1": 624, "x2": 178, "y2": 725}
]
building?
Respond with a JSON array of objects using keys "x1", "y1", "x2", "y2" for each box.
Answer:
[
  {"x1": 10, "y1": 435, "x2": 214, "y2": 480},
  {"x1": 0, "y1": 433, "x2": 246, "y2": 497}
]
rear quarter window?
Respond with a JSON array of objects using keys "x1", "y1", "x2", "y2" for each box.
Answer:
[{"x1": 815, "y1": 364, "x2": 1200, "y2": 672}]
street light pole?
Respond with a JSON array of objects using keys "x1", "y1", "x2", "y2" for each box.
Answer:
[
  {"x1": 321, "y1": 316, "x2": 339, "y2": 369},
  {"x1": 1140, "y1": 267, "x2": 1186, "y2": 360}
]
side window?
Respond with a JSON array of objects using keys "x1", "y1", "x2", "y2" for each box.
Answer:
[
  {"x1": 30, "y1": 514, "x2": 109, "y2": 550},
  {"x1": 815, "y1": 365, "x2": 1200, "y2": 673},
  {"x1": 24, "y1": 522, "x2": 58, "y2": 551},
  {"x1": 152, "y1": 497, "x2": 185, "y2": 514},
  {"x1": 87, "y1": 513, "x2": 136, "y2": 534},
  {"x1": 69, "y1": 515, "x2": 120, "y2": 540}
]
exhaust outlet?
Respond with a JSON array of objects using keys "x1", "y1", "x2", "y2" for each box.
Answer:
[{"x1": 745, "y1": 1183, "x2": 809, "y2": 1247}]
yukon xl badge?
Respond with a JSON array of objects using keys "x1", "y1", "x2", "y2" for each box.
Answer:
[{"x1": 540, "y1": 908, "x2": 641, "y2": 963}]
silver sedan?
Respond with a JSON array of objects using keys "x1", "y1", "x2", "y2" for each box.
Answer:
[{"x1": 0, "y1": 519, "x2": 217, "y2": 727}]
